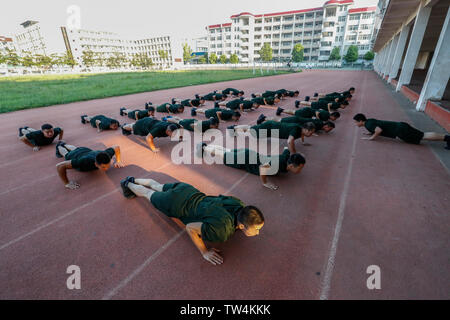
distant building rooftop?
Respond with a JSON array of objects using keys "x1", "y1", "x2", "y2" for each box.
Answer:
[{"x1": 20, "y1": 20, "x2": 39, "y2": 28}]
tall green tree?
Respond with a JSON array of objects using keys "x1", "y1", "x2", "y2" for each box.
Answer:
[
  {"x1": 130, "y1": 53, "x2": 153, "y2": 69},
  {"x1": 219, "y1": 54, "x2": 228, "y2": 64},
  {"x1": 259, "y1": 43, "x2": 273, "y2": 62},
  {"x1": 62, "y1": 52, "x2": 76, "y2": 68},
  {"x1": 329, "y1": 47, "x2": 341, "y2": 61},
  {"x1": 95, "y1": 52, "x2": 106, "y2": 67},
  {"x1": 198, "y1": 56, "x2": 207, "y2": 64},
  {"x1": 229, "y1": 53, "x2": 239, "y2": 64},
  {"x1": 291, "y1": 43, "x2": 304, "y2": 62},
  {"x1": 82, "y1": 50, "x2": 95, "y2": 67},
  {"x1": 344, "y1": 45, "x2": 359, "y2": 63},
  {"x1": 363, "y1": 51, "x2": 375, "y2": 61},
  {"x1": 158, "y1": 50, "x2": 169, "y2": 60},
  {"x1": 21, "y1": 51, "x2": 35, "y2": 68},
  {"x1": 209, "y1": 53, "x2": 218, "y2": 64},
  {"x1": 5, "y1": 48, "x2": 21, "y2": 66},
  {"x1": 35, "y1": 54, "x2": 53, "y2": 70},
  {"x1": 183, "y1": 43, "x2": 192, "y2": 64},
  {"x1": 0, "y1": 51, "x2": 6, "y2": 65}
]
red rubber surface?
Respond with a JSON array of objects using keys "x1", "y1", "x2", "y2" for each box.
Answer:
[{"x1": 0, "y1": 70, "x2": 449, "y2": 299}]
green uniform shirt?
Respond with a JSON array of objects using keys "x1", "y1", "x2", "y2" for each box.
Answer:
[
  {"x1": 132, "y1": 118, "x2": 160, "y2": 136},
  {"x1": 295, "y1": 108, "x2": 315, "y2": 118},
  {"x1": 281, "y1": 117, "x2": 323, "y2": 130},
  {"x1": 66, "y1": 147, "x2": 115, "y2": 172},
  {"x1": 128, "y1": 110, "x2": 149, "y2": 120},
  {"x1": 150, "y1": 183, "x2": 244, "y2": 243},
  {"x1": 90, "y1": 115, "x2": 115, "y2": 130},
  {"x1": 364, "y1": 119, "x2": 401, "y2": 138},
  {"x1": 179, "y1": 119, "x2": 212, "y2": 132},
  {"x1": 25, "y1": 127, "x2": 62, "y2": 146},
  {"x1": 251, "y1": 121, "x2": 302, "y2": 139},
  {"x1": 222, "y1": 88, "x2": 240, "y2": 95},
  {"x1": 224, "y1": 148, "x2": 290, "y2": 176},
  {"x1": 149, "y1": 122, "x2": 180, "y2": 138},
  {"x1": 205, "y1": 108, "x2": 234, "y2": 121},
  {"x1": 226, "y1": 99, "x2": 242, "y2": 110}
]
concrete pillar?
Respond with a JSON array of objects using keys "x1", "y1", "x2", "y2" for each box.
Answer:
[
  {"x1": 396, "y1": 2, "x2": 432, "y2": 91},
  {"x1": 388, "y1": 25, "x2": 411, "y2": 82},
  {"x1": 381, "y1": 41, "x2": 393, "y2": 76},
  {"x1": 383, "y1": 34, "x2": 399, "y2": 79},
  {"x1": 416, "y1": 7, "x2": 450, "y2": 111},
  {"x1": 379, "y1": 43, "x2": 389, "y2": 76}
]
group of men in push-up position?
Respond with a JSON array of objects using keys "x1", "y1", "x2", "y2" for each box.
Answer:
[{"x1": 17, "y1": 85, "x2": 449, "y2": 265}]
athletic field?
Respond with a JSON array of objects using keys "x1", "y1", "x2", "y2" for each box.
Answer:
[
  {"x1": 0, "y1": 70, "x2": 449, "y2": 299},
  {"x1": 0, "y1": 69, "x2": 292, "y2": 113}
]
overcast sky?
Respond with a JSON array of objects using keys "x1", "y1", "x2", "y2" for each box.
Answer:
[{"x1": 1, "y1": 0, "x2": 378, "y2": 53}]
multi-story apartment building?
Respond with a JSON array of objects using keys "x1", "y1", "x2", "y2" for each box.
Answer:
[
  {"x1": 0, "y1": 36, "x2": 15, "y2": 54},
  {"x1": 14, "y1": 21, "x2": 48, "y2": 55},
  {"x1": 206, "y1": 0, "x2": 376, "y2": 63},
  {"x1": 61, "y1": 27, "x2": 183, "y2": 69}
]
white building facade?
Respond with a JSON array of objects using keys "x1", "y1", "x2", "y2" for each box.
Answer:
[
  {"x1": 206, "y1": 0, "x2": 376, "y2": 63},
  {"x1": 61, "y1": 27, "x2": 183, "y2": 69},
  {"x1": 14, "y1": 21, "x2": 48, "y2": 55}
]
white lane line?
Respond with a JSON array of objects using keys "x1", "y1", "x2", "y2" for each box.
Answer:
[
  {"x1": 102, "y1": 173, "x2": 250, "y2": 300},
  {"x1": 318, "y1": 73, "x2": 366, "y2": 300},
  {"x1": 0, "y1": 162, "x2": 173, "y2": 251}
]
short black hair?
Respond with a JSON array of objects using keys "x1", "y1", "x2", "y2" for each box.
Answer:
[
  {"x1": 95, "y1": 152, "x2": 112, "y2": 165},
  {"x1": 237, "y1": 206, "x2": 264, "y2": 228},
  {"x1": 177, "y1": 105, "x2": 184, "y2": 111},
  {"x1": 331, "y1": 112, "x2": 341, "y2": 119},
  {"x1": 303, "y1": 122, "x2": 316, "y2": 131},
  {"x1": 167, "y1": 124, "x2": 179, "y2": 132},
  {"x1": 148, "y1": 106, "x2": 155, "y2": 112},
  {"x1": 323, "y1": 121, "x2": 335, "y2": 128},
  {"x1": 222, "y1": 94, "x2": 228, "y2": 99},
  {"x1": 343, "y1": 101, "x2": 349, "y2": 106},
  {"x1": 41, "y1": 124, "x2": 53, "y2": 130},
  {"x1": 233, "y1": 111, "x2": 241, "y2": 118},
  {"x1": 288, "y1": 153, "x2": 306, "y2": 166},
  {"x1": 349, "y1": 87, "x2": 355, "y2": 91},
  {"x1": 347, "y1": 94, "x2": 353, "y2": 99},
  {"x1": 305, "y1": 96, "x2": 310, "y2": 101},
  {"x1": 353, "y1": 113, "x2": 367, "y2": 122},
  {"x1": 314, "y1": 93, "x2": 319, "y2": 97},
  {"x1": 110, "y1": 120, "x2": 120, "y2": 126},
  {"x1": 209, "y1": 117, "x2": 219, "y2": 125},
  {"x1": 239, "y1": 91, "x2": 244, "y2": 95},
  {"x1": 294, "y1": 90, "x2": 299, "y2": 94}
]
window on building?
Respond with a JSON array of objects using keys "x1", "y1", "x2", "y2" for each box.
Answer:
[
  {"x1": 338, "y1": 16, "x2": 346, "y2": 22},
  {"x1": 346, "y1": 35, "x2": 357, "y2": 41},
  {"x1": 349, "y1": 14, "x2": 360, "y2": 21},
  {"x1": 326, "y1": 8, "x2": 336, "y2": 17},
  {"x1": 362, "y1": 13, "x2": 373, "y2": 19},
  {"x1": 348, "y1": 25, "x2": 358, "y2": 31}
]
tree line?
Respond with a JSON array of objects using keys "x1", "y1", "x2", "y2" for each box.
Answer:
[
  {"x1": 0, "y1": 48, "x2": 173, "y2": 70},
  {"x1": 183, "y1": 42, "x2": 374, "y2": 64}
]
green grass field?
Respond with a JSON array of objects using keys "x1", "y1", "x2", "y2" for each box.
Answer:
[{"x1": 0, "y1": 70, "x2": 294, "y2": 113}]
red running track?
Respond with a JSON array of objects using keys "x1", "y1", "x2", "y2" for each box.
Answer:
[{"x1": 0, "y1": 70, "x2": 449, "y2": 299}]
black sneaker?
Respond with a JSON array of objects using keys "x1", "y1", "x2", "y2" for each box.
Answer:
[
  {"x1": 445, "y1": 135, "x2": 450, "y2": 150},
  {"x1": 195, "y1": 94, "x2": 200, "y2": 100},
  {"x1": 257, "y1": 114, "x2": 266, "y2": 125},
  {"x1": 120, "y1": 177, "x2": 136, "y2": 199},
  {"x1": 191, "y1": 108, "x2": 197, "y2": 116},
  {"x1": 295, "y1": 101, "x2": 300, "y2": 108},
  {"x1": 305, "y1": 96, "x2": 310, "y2": 102},
  {"x1": 81, "y1": 115, "x2": 87, "y2": 124},
  {"x1": 214, "y1": 102, "x2": 219, "y2": 108},
  {"x1": 251, "y1": 93, "x2": 256, "y2": 98},
  {"x1": 55, "y1": 141, "x2": 66, "y2": 158},
  {"x1": 18, "y1": 127, "x2": 24, "y2": 137},
  {"x1": 171, "y1": 98, "x2": 176, "y2": 105},
  {"x1": 276, "y1": 107, "x2": 284, "y2": 116},
  {"x1": 120, "y1": 108, "x2": 126, "y2": 116},
  {"x1": 121, "y1": 124, "x2": 132, "y2": 136},
  {"x1": 314, "y1": 93, "x2": 318, "y2": 97}
]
